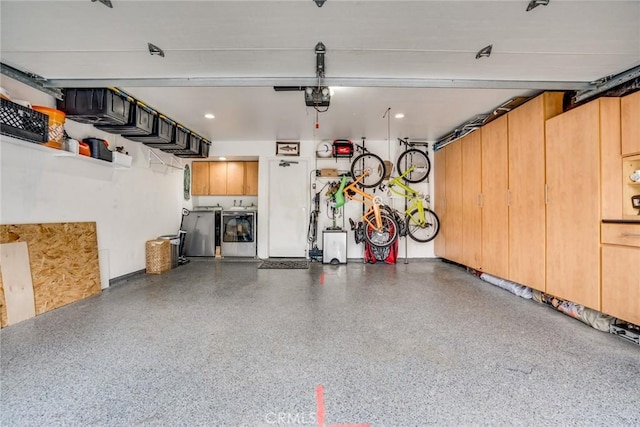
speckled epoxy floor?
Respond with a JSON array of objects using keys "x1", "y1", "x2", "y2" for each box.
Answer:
[{"x1": 1, "y1": 259, "x2": 639, "y2": 426}]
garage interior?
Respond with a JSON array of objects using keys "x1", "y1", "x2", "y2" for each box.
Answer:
[{"x1": 1, "y1": 1, "x2": 639, "y2": 425}]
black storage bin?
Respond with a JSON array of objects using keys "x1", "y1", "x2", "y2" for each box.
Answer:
[
  {"x1": 0, "y1": 98, "x2": 49, "y2": 143},
  {"x1": 83, "y1": 138, "x2": 113, "y2": 162},
  {"x1": 94, "y1": 103, "x2": 154, "y2": 136},
  {"x1": 57, "y1": 88, "x2": 131, "y2": 125},
  {"x1": 162, "y1": 134, "x2": 211, "y2": 158},
  {"x1": 144, "y1": 124, "x2": 189, "y2": 149},
  {"x1": 123, "y1": 114, "x2": 174, "y2": 144}
]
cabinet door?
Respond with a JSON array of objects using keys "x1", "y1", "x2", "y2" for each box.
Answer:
[
  {"x1": 602, "y1": 245, "x2": 640, "y2": 325},
  {"x1": 481, "y1": 116, "x2": 509, "y2": 278},
  {"x1": 545, "y1": 100, "x2": 601, "y2": 310},
  {"x1": 433, "y1": 148, "x2": 446, "y2": 257},
  {"x1": 508, "y1": 92, "x2": 563, "y2": 291},
  {"x1": 444, "y1": 141, "x2": 463, "y2": 264},
  {"x1": 191, "y1": 161, "x2": 210, "y2": 195},
  {"x1": 226, "y1": 162, "x2": 245, "y2": 195},
  {"x1": 622, "y1": 90, "x2": 640, "y2": 156},
  {"x1": 209, "y1": 162, "x2": 227, "y2": 195},
  {"x1": 244, "y1": 161, "x2": 259, "y2": 195},
  {"x1": 461, "y1": 131, "x2": 482, "y2": 270}
]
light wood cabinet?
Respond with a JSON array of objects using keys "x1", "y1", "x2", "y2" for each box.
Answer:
[
  {"x1": 434, "y1": 148, "x2": 446, "y2": 257},
  {"x1": 191, "y1": 161, "x2": 210, "y2": 195},
  {"x1": 507, "y1": 92, "x2": 563, "y2": 291},
  {"x1": 209, "y1": 162, "x2": 228, "y2": 195},
  {"x1": 461, "y1": 131, "x2": 482, "y2": 270},
  {"x1": 192, "y1": 161, "x2": 259, "y2": 196},
  {"x1": 621, "y1": 90, "x2": 640, "y2": 156},
  {"x1": 444, "y1": 141, "x2": 463, "y2": 264},
  {"x1": 244, "y1": 161, "x2": 259, "y2": 195},
  {"x1": 226, "y1": 161, "x2": 245, "y2": 195},
  {"x1": 481, "y1": 115, "x2": 509, "y2": 278},
  {"x1": 601, "y1": 222, "x2": 640, "y2": 324},
  {"x1": 545, "y1": 99, "x2": 611, "y2": 310}
]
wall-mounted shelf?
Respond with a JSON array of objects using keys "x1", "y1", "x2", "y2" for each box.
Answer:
[
  {"x1": 1, "y1": 134, "x2": 130, "y2": 169},
  {"x1": 1, "y1": 134, "x2": 74, "y2": 156},
  {"x1": 622, "y1": 154, "x2": 640, "y2": 218}
]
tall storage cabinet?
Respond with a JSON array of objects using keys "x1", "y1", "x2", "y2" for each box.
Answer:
[
  {"x1": 507, "y1": 92, "x2": 564, "y2": 291},
  {"x1": 480, "y1": 115, "x2": 509, "y2": 279},
  {"x1": 444, "y1": 142, "x2": 463, "y2": 264},
  {"x1": 545, "y1": 98, "x2": 621, "y2": 310},
  {"x1": 434, "y1": 148, "x2": 447, "y2": 258},
  {"x1": 461, "y1": 131, "x2": 482, "y2": 270}
]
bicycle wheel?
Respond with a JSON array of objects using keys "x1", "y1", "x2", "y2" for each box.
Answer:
[
  {"x1": 405, "y1": 208, "x2": 440, "y2": 243},
  {"x1": 364, "y1": 212, "x2": 399, "y2": 248},
  {"x1": 396, "y1": 149, "x2": 431, "y2": 183},
  {"x1": 351, "y1": 153, "x2": 386, "y2": 188}
]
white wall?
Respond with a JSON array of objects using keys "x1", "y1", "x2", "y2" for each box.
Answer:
[{"x1": 0, "y1": 77, "x2": 189, "y2": 282}]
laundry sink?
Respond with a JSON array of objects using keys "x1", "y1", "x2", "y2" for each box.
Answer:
[{"x1": 227, "y1": 206, "x2": 257, "y2": 211}]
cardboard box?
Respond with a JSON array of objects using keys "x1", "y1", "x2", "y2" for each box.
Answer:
[{"x1": 320, "y1": 168, "x2": 338, "y2": 177}]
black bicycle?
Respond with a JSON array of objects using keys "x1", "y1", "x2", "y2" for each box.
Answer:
[
  {"x1": 349, "y1": 138, "x2": 387, "y2": 188},
  {"x1": 396, "y1": 138, "x2": 431, "y2": 183}
]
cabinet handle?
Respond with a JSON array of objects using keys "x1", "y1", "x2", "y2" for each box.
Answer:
[
  {"x1": 478, "y1": 194, "x2": 482, "y2": 207},
  {"x1": 507, "y1": 190, "x2": 511, "y2": 206},
  {"x1": 544, "y1": 184, "x2": 548, "y2": 205},
  {"x1": 620, "y1": 233, "x2": 640, "y2": 238}
]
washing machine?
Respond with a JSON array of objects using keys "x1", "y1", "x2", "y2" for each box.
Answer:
[{"x1": 221, "y1": 210, "x2": 257, "y2": 257}]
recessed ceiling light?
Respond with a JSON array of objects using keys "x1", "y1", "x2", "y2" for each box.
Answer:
[
  {"x1": 395, "y1": 113, "x2": 405, "y2": 119},
  {"x1": 219, "y1": 157, "x2": 226, "y2": 160},
  {"x1": 204, "y1": 113, "x2": 215, "y2": 119}
]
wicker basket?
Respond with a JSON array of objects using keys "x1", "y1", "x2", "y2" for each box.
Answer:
[{"x1": 145, "y1": 239, "x2": 171, "y2": 274}]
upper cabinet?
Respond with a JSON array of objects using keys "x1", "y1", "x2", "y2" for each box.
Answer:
[
  {"x1": 192, "y1": 161, "x2": 259, "y2": 196},
  {"x1": 621, "y1": 91, "x2": 640, "y2": 156},
  {"x1": 191, "y1": 161, "x2": 211, "y2": 195}
]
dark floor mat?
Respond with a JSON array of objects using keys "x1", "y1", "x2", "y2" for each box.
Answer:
[{"x1": 258, "y1": 260, "x2": 309, "y2": 269}]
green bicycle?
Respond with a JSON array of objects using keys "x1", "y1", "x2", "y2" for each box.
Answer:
[{"x1": 387, "y1": 165, "x2": 440, "y2": 243}]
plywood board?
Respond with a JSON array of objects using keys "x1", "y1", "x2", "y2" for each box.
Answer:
[
  {"x1": 0, "y1": 222, "x2": 101, "y2": 328},
  {"x1": 0, "y1": 242, "x2": 36, "y2": 325}
]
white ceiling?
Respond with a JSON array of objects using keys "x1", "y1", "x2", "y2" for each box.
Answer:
[{"x1": 1, "y1": 0, "x2": 639, "y2": 143}]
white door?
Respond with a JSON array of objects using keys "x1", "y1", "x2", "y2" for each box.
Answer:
[{"x1": 268, "y1": 159, "x2": 308, "y2": 257}]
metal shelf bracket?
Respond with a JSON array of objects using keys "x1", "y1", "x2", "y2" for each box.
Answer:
[{"x1": 147, "y1": 148, "x2": 183, "y2": 170}]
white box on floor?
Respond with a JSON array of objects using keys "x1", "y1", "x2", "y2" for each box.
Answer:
[{"x1": 323, "y1": 229, "x2": 347, "y2": 264}]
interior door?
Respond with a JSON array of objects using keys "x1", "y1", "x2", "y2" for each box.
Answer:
[{"x1": 268, "y1": 159, "x2": 308, "y2": 258}]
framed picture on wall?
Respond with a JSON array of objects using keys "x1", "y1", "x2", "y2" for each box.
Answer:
[{"x1": 276, "y1": 141, "x2": 300, "y2": 156}]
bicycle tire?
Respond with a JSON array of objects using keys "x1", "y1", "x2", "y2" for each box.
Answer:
[
  {"x1": 350, "y1": 152, "x2": 386, "y2": 188},
  {"x1": 396, "y1": 149, "x2": 431, "y2": 183},
  {"x1": 405, "y1": 208, "x2": 440, "y2": 243},
  {"x1": 364, "y1": 211, "x2": 399, "y2": 248}
]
